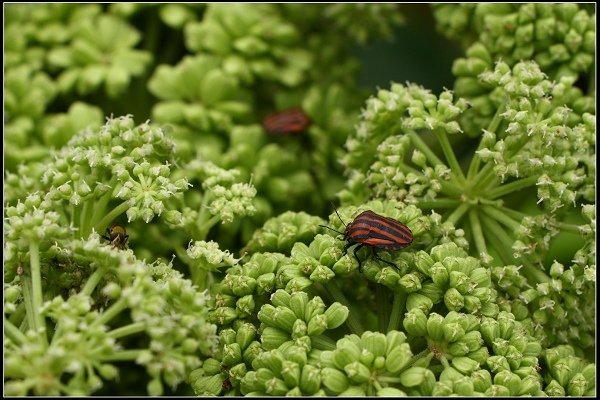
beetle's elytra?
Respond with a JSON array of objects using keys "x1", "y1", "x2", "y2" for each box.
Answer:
[{"x1": 262, "y1": 108, "x2": 311, "y2": 135}]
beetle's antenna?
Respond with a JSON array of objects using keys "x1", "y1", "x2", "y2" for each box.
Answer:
[
  {"x1": 330, "y1": 201, "x2": 347, "y2": 229},
  {"x1": 318, "y1": 224, "x2": 345, "y2": 236}
]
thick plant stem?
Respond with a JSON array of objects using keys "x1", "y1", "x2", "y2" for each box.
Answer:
[
  {"x1": 108, "y1": 322, "x2": 147, "y2": 339},
  {"x1": 325, "y1": 280, "x2": 364, "y2": 335},
  {"x1": 92, "y1": 297, "x2": 128, "y2": 328},
  {"x1": 467, "y1": 103, "x2": 506, "y2": 180},
  {"x1": 29, "y1": 242, "x2": 47, "y2": 347},
  {"x1": 81, "y1": 267, "x2": 106, "y2": 297},
  {"x1": 4, "y1": 317, "x2": 26, "y2": 346},
  {"x1": 387, "y1": 289, "x2": 407, "y2": 332}
]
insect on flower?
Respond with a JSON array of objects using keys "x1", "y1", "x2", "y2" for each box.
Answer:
[
  {"x1": 101, "y1": 223, "x2": 129, "y2": 250},
  {"x1": 320, "y1": 208, "x2": 413, "y2": 272},
  {"x1": 262, "y1": 107, "x2": 312, "y2": 135}
]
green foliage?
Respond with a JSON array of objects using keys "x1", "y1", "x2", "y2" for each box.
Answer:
[{"x1": 4, "y1": 3, "x2": 595, "y2": 397}]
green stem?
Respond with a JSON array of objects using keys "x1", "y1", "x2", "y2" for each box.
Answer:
[
  {"x1": 197, "y1": 215, "x2": 221, "y2": 240},
  {"x1": 79, "y1": 201, "x2": 92, "y2": 238},
  {"x1": 81, "y1": 267, "x2": 106, "y2": 297},
  {"x1": 311, "y1": 334, "x2": 337, "y2": 350},
  {"x1": 387, "y1": 289, "x2": 407, "y2": 332},
  {"x1": 8, "y1": 302, "x2": 26, "y2": 326},
  {"x1": 445, "y1": 202, "x2": 471, "y2": 226},
  {"x1": 324, "y1": 280, "x2": 364, "y2": 335},
  {"x1": 487, "y1": 176, "x2": 538, "y2": 200},
  {"x1": 108, "y1": 322, "x2": 147, "y2": 339},
  {"x1": 375, "y1": 284, "x2": 390, "y2": 333},
  {"x1": 434, "y1": 128, "x2": 466, "y2": 183},
  {"x1": 29, "y1": 242, "x2": 47, "y2": 347},
  {"x1": 479, "y1": 213, "x2": 515, "y2": 266},
  {"x1": 480, "y1": 205, "x2": 522, "y2": 232},
  {"x1": 4, "y1": 317, "x2": 27, "y2": 345},
  {"x1": 552, "y1": 222, "x2": 582, "y2": 234},
  {"x1": 92, "y1": 297, "x2": 128, "y2": 328},
  {"x1": 417, "y1": 198, "x2": 461, "y2": 209},
  {"x1": 88, "y1": 190, "x2": 114, "y2": 234},
  {"x1": 467, "y1": 103, "x2": 505, "y2": 180},
  {"x1": 468, "y1": 209, "x2": 487, "y2": 256},
  {"x1": 20, "y1": 275, "x2": 35, "y2": 332},
  {"x1": 98, "y1": 349, "x2": 145, "y2": 362},
  {"x1": 94, "y1": 201, "x2": 131, "y2": 235},
  {"x1": 407, "y1": 130, "x2": 445, "y2": 168}
]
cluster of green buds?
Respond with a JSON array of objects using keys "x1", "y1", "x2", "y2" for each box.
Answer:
[
  {"x1": 436, "y1": 4, "x2": 595, "y2": 136},
  {"x1": 543, "y1": 345, "x2": 596, "y2": 396},
  {"x1": 185, "y1": 4, "x2": 312, "y2": 87},
  {"x1": 318, "y1": 330, "x2": 417, "y2": 396},
  {"x1": 148, "y1": 54, "x2": 252, "y2": 156},
  {"x1": 4, "y1": 231, "x2": 218, "y2": 396}
]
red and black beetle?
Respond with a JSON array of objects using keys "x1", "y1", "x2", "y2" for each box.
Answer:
[
  {"x1": 262, "y1": 108, "x2": 311, "y2": 135},
  {"x1": 320, "y1": 209, "x2": 413, "y2": 272}
]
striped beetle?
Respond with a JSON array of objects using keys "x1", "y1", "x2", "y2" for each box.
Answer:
[
  {"x1": 320, "y1": 209, "x2": 413, "y2": 272},
  {"x1": 262, "y1": 108, "x2": 311, "y2": 135}
]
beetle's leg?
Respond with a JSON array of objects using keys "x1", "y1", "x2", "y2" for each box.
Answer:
[
  {"x1": 372, "y1": 247, "x2": 399, "y2": 271},
  {"x1": 352, "y1": 243, "x2": 366, "y2": 272}
]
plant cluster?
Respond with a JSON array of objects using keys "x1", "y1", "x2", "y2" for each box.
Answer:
[{"x1": 4, "y1": 3, "x2": 596, "y2": 397}]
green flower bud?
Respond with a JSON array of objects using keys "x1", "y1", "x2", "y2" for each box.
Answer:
[
  {"x1": 264, "y1": 376, "x2": 288, "y2": 396},
  {"x1": 256, "y1": 273, "x2": 276, "y2": 295},
  {"x1": 236, "y1": 323, "x2": 257, "y2": 349},
  {"x1": 430, "y1": 264, "x2": 449, "y2": 287},
  {"x1": 485, "y1": 384, "x2": 511, "y2": 396},
  {"x1": 322, "y1": 367, "x2": 349, "y2": 394},
  {"x1": 426, "y1": 313, "x2": 445, "y2": 341},
  {"x1": 487, "y1": 355, "x2": 510, "y2": 373},
  {"x1": 454, "y1": 376, "x2": 475, "y2": 396},
  {"x1": 359, "y1": 350, "x2": 375, "y2": 369},
  {"x1": 270, "y1": 289, "x2": 291, "y2": 307},
  {"x1": 210, "y1": 307, "x2": 238, "y2": 325},
  {"x1": 519, "y1": 375, "x2": 542, "y2": 395},
  {"x1": 419, "y1": 282, "x2": 444, "y2": 303},
  {"x1": 289, "y1": 291, "x2": 309, "y2": 319},
  {"x1": 324, "y1": 302, "x2": 349, "y2": 329},
  {"x1": 229, "y1": 363, "x2": 247, "y2": 385},
  {"x1": 307, "y1": 313, "x2": 328, "y2": 336},
  {"x1": 280, "y1": 360, "x2": 300, "y2": 388},
  {"x1": 291, "y1": 319, "x2": 308, "y2": 339},
  {"x1": 339, "y1": 385, "x2": 367, "y2": 396},
  {"x1": 443, "y1": 322, "x2": 465, "y2": 343},
  {"x1": 299, "y1": 364, "x2": 321, "y2": 395},
  {"x1": 385, "y1": 343, "x2": 412, "y2": 373},
  {"x1": 397, "y1": 271, "x2": 421, "y2": 293},
  {"x1": 345, "y1": 361, "x2": 371, "y2": 384},
  {"x1": 236, "y1": 294, "x2": 255, "y2": 316},
  {"x1": 334, "y1": 346, "x2": 359, "y2": 370},
  {"x1": 414, "y1": 251, "x2": 434, "y2": 275},
  {"x1": 406, "y1": 292, "x2": 433, "y2": 313},
  {"x1": 497, "y1": 312, "x2": 515, "y2": 338},
  {"x1": 373, "y1": 356, "x2": 386, "y2": 370},
  {"x1": 385, "y1": 331, "x2": 407, "y2": 355},
  {"x1": 362, "y1": 331, "x2": 387, "y2": 358},
  {"x1": 202, "y1": 358, "x2": 222, "y2": 375},
  {"x1": 222, "y1": 343, "x2": 243, "y2": 366},
  {"x1": 240, "y1": 371, "x2": 260, "y2": 394},
  {"x1": 403, "y1": 308, "x2": 428, "y2": 337},
  {"x1": 472, "y1": 369, "x2": 492, "y2": 393},
  {"x1": 191, "y1": 375, "x2": 222, "y2": 396},
  {"x1": 444, "y1": 287, "x2": 465, "y2": 311},
  {"x1": 286, "y1": 277, "x2": 312, "y2": 292},
  {"x1": 432, "y1": 381, "x2": 453, "y2": 396},
  {"x1": 305, "y1": 296, "x2": 326, "y2": 321},
  {"x1": 448, "y1": 341, "x2": 470, "y2": 357},
  {"x1": 440, "y1": 366, "x2": 463, "y2": 382},
  {"x1": 243, "y1": 341, "x2": 263, "y2": 365},
  {"x1": 261, "y1": 327, "x2": 289, "y2": 350},
  {"x1": 399, "y1": 367, "x2": 428, "y2": 387},
  {"x1": 494, "y1": 370, "x2": 522, "y2": 396},
  {"x1": 468, "y1": 347, "x2": 490, "y2": 365},
  {"x1": 377, "y1": 387, "x2": 407, "y2": 396},
  {"x1": 449, "y1": 271, "x2": 470, "y2": 293},
  {"x1": 480, "y1": 318, "x2": 499, "y2": 344},
  {"x1": 310, "y1": 264, "x2": 335, "y2": 283},
  {"x1": 452, "y1": 357, "x2": 479, "y2": 375}
]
